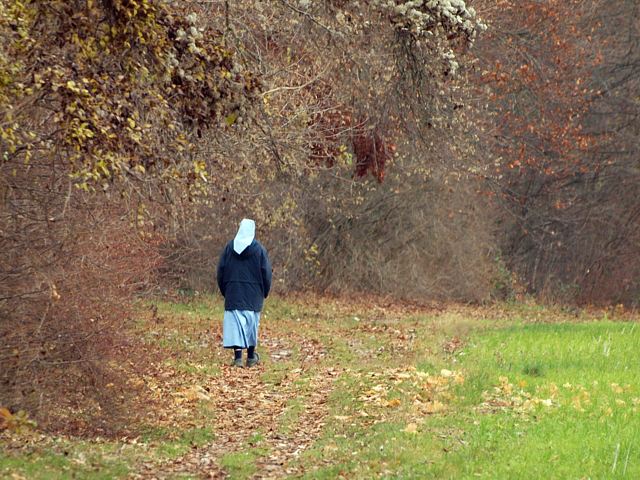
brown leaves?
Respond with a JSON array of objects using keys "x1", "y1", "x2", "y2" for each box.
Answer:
[
  {"x1": 479, "y1": 376, "x2": 554, "y2": 415},
  {"x1": 403, "y1": 422, "x2": 418, "y2": 434},
  {"x1": 174, "y1": 385, "x2": 212, "y2": 403},
  {"x1": 356, "y1": 367, "x2": 465, "y2": 425},
  {"x1": 443, "y1": 336, "x2": 464, "y2": 354},
  {"x1": 0, "y1": 407, "x2": 11, "y2": 431}
]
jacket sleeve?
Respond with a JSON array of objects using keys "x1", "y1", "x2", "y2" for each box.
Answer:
[
  {"x1": 216, "y1": 246, "x2": 226, "y2": 296},
  {"x1": 261, "y1": 248, "x2": 272, "y2": 298}
]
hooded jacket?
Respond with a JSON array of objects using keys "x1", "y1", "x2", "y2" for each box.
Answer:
[{"x1": 216, "y1": 239, "x2": 272, "y2": 312}]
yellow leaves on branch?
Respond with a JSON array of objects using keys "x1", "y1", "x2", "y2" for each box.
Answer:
[
  {"x1": 1, "y1": 0, "x2": 260, "y2": 191},
  {"x1": 50, "y1": 283, "x2": 61, "y2": 302},
  {"x1": 0, "y1": 407, "x2": 37, "y2": 433}
]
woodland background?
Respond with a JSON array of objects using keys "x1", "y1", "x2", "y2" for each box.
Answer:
[{"x1": 1, "y1": 0, "x2": 639, "y2": 431}]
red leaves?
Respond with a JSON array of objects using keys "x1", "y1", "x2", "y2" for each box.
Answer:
[
  {"x1": 308, "y1": 107, "x2": 395, "y2": 183},
  {"x1": 477, "y1": 0, "x2": 601, "y2": 180},
  {"x1": 353, "y1": 131, "x2": 394, "y2": 183}
]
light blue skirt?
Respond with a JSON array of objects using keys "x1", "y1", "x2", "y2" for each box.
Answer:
[{"x1": 222, "y1": 310, "x2": 260, "y2": 348}]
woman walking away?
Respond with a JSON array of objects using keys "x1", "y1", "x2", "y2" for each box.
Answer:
[{"x1": 217, "y1": 219, "x2": 272, "y2": 368}]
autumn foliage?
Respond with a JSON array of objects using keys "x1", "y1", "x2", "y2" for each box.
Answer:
[
  {"x1": 2, "y1": 0, "x2": 640, "y2": 433},
  {"x1": 474, "y1": 0, "x2": 640, "y2": 303},
  {"x1": 0, "y1": 0, "x2": 258, "y2": 430}
]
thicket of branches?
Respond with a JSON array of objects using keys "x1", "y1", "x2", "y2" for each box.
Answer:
[
  {"x1": 172, "y1": 0, "x2": 640, "y2": 306},
  {"x1": 0, "y1": 0, "x2": 258, "y2": 430},
  {"x1": 162, "y1": 0, "x2": 498, "y2": 301},
  {"x1": 473, "y1": 0, "x2": 640, "y2": 304}
]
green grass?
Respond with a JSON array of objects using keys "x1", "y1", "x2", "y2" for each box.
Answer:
[
  {"x1": 0, "y1": 440, "x2": 131, "y2": 480},
  {"x1": 302, "y1": 319, "x2": 640, "y2": 479},
  {"x1": 151, "y1": 426, "x2": 216, "y2": 458},
  {"x1": 169, "y1": 358, "x2": 221, "y2": 378},
  {"x1": 220, "y1": 447, "x2": 268, "y2": 480},
  {"x1": 0, "y1": 426, "x2": 216, "y2": 479},
  {"x1": 437, "y1": 321, "x2": 640, "y2": 479}
]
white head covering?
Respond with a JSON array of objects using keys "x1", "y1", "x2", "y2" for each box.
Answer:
[{"x1": 233, "y1": 218, "x2": 255, "y2": 254}]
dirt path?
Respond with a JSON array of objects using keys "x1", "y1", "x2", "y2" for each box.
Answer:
[{"x1": 131, "y1": 335, "x2": 337, "y2": 479}]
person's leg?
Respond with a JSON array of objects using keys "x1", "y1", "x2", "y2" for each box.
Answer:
[
  {"x1": 246, "y1": 345, "x2": 260, "y2": 367},
  {"x1": 232, "y1": 346, "x2": 243, "y2": 367},
  {"x1": 246, "y1": 312, "x2": 260, "y2": 367},
  {"x1": 223, "y1": 310, "x2": 246, "y2": 367}
]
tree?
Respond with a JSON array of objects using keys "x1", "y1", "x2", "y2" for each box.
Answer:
[{"x1": 0, "y1": 0, "x2": 259, "y2": 430}]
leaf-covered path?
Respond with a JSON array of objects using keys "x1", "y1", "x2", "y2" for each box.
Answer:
[{"x1": 131, "y1": 331, "x2": 338, "y2": 479}]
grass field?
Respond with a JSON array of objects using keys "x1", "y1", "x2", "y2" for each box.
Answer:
[{"x1": 1, "y1": 296, "x2": 638, "y2": 478}]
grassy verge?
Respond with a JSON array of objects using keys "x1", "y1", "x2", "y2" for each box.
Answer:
[
  {"x1": 434, "y1": 321, "x2": 640, "y2": 478},
  {"x1": 0, "y1": 439, "x2": 130, "y2": 480},
  {"x1": 300, "y1": 315, "x2": 640, "y2": 479}
]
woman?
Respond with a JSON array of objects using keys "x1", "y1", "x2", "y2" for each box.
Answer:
[{"x1": 216, "y1": 219, "x2": 272, "y2": 367}]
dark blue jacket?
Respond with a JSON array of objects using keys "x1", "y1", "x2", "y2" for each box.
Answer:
[{"x1": 216, "y1": 239, "x2": 272, "y2": 312}]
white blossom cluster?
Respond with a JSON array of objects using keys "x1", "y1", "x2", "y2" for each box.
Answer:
[
  {"x1": 373, "y1": 0, "x2": 487, "y2": 73},
  {"x1": 374, "y1": 0, "x2": 485, "y2": 38},
  {"x1": 175, "y1": 12, "x2": 205, "y2": 57},
  {"x1": 166, "y1": 13, "x2": 208, "y2": 80}
]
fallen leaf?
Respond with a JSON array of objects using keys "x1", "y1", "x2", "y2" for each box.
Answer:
[
  {"x1": 611, "y1": 383, "x2": 624, "y2": 394},
  {"x1": 404, "y1": 422, "x2": 418, "y2": 433},
  {"x1": 424, "y1": 400, "x2": 446, "y2": 414}
]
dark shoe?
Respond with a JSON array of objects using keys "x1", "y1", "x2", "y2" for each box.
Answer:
[
  {"x1": 232, "y1": 357, "x2": 244, "y2": 368},
  {"x1": 246, "y1": 352, "x2": 260, "y2": 368}
]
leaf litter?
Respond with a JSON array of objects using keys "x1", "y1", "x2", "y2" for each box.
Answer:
[{"x1": 130, "y1": 332, "x2": 338, "y2": 479}]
